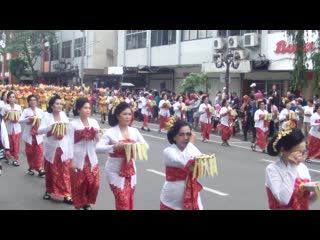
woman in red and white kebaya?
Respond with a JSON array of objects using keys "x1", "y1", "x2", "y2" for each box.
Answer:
[
  {"x1": 173, "y1": 95, "x2": 186, "y2": 121},
  {"x1": 279, "y1": 100, "x2": 298, "y2": 131},
  {"x1": 253, "y1": 100, "x2": 269, "y2": 153},
  {"x1": 160, "y1": 119, "x2": 203, "y2": 210},
  {"x1": 38, "y1": 95, "x2": 73, "y2": 205},
  {"x1": 18, "y1": 94, "x2": 45, "y2": 176},
  {"x1": 2, "y1": 91, "x2": 22, "y2": 166},
  {"x1": 307, "y1": 103, "x2": 320, "y2": 161},
  {"x1": 69, "y1": 98, "x2": 100, "y2": 210},
  {"x1": 219, "y1": 99, "x2": 233, "y2": 146},
  {"x1": 141, "y1": 92, "x2": 151, "y2": 132},
  {"x1": 158, "y1": 93, "x2": 171, "y2": 133},
  {"x1": 96, "y1": 102, "x2": 149, "y2": 210},
  {"x1": 198, "y1": 96, "x2": 213, "y2": 143},
  {"x1": 265, "y1": 128, "x2": 317, "y2": 210}
]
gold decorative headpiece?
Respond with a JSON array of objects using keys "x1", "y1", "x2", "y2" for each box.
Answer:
[
  {"x1": 166, "y1": 115, "x2": 178, "y2": 130},
  {"x1": 272, "y1": 128, "x2": 293, "y2": 153},
  {"x1": 112, "y1": 97, "x2": 124, "y2": 114}
]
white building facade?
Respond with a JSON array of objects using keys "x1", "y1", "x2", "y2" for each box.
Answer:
[
  {"x1": 117, "y1": 30, "x2": 319, "y2": 100},
  {"x1": 42, "y1": 30, "x2": 118, "y2": 87}
]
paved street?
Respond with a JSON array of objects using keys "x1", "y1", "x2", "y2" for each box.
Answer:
[{"x1": 1, "y1": 114, "x2": 320, "y2": 210}]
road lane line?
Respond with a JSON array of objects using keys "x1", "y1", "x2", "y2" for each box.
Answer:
[
  {"x1": 146, "y1": 169, "x2": 229, "y2": 196},
  {"x1": 261, "y1": 159, "x2": 320, "y2": 173}
]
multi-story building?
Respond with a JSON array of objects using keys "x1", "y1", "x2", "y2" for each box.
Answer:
[
  {"x1": 41, "y1": 30, "x2": 118, "y2": 88},
  {"x1": 117, "y1": 30, "x2": 317, "y2": 99}
]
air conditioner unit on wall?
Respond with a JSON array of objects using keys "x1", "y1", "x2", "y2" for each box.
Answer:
[
  {"x1": 213, "y1": 53, "x2": 224, "y2": 62},
  {"x1": 233, "y1": 50, "x2": 249, "y2": 60},
  {"x1": 212, "y1": 38, "x2": 226, "y2": 50},
  {"x1": 243, "y1": 33, "x2": 259, "y2": 47},
  {"x1": 228, "y1": 36, "x2": 241, "y2": 49}
]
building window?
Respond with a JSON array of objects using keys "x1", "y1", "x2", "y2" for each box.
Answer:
[
  {"x1": 50, "y1": 43, "x2": 59, "y2": 61},
  {"x1": 241, "y1": 30, "x2": 262, "y2": 35},
  {"x1": 74, "y1": 37, "x2": 86, "y2": 58},
  {"x1": 268, "y1": 30, "x2": 285, "y2": 33},
  {"x1": 126, "y1": 30, "x2": 147, "y2": 50},
  {"x1": 151, "y1": 30, "x2": 176, "y2": 47},
  {"x1": 182, "y1": 30, "x2": 190, "y2": 41},
  {"x1": 62, "y1": 40, "x2": 72, "y2": 58},
  {"x1": 181, "y1": 30, "x2": 214, "y2": 41},
  {"x1": 229, "y1": 30, "x2": 241, "y2": 36},
  {"x1": 218, "y1": 30, "x2": 227, "y2": 37},
  {"x1": 218, "y1": 30, "x2": 261, "y2": 37}
]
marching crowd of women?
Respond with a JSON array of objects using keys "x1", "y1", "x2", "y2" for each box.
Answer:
[{"x1": 0, "y1": 84, "x2": 319, "y2": 210}]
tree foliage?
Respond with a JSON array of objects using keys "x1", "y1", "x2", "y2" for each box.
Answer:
[
  {"x1": 180, "y1": 72, "x2": 210, "y2": 94},
  {"x1": 287, "y1": 30, "x2": 320, "y2": 94},
  {"x1": 0, "y1": 30, "x2": 56, "y2": 83},
  {"x1": 287, "y1": 30, "x2": 307, "y2": 91},
  {"x1": 8, "y1": 58, "x2": 28, "y2": 82}
]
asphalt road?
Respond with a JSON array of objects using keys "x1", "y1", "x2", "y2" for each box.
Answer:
[{"x1": 1, "y1": 114, "x2": 320, "y2": 210}]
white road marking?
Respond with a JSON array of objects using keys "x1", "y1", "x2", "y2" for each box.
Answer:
[
  {"x1": 146, "y1": 169, "x2": 229, "y2": 196},
  {"x1": 261, "y1": 159, "x2": 320, "y2": 173},
  {"x1": 88, "y1": 117, "x2": 254, "y2": 151},
  {"x1": 139, "y1": 130, "x2": 252, "y2": 150}
]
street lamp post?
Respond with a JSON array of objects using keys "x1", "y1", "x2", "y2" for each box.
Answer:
[{"x1": 214, "y1": 48, "x2": 240, "y2": 98}]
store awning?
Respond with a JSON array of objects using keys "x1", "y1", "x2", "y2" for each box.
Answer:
[{"x1": 121, "y1": 82, "x2": 135, "y2": 87}]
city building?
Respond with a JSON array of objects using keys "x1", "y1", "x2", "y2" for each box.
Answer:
[{"x1": 117, "y1": 30, "x2": 318, "y2": 99}]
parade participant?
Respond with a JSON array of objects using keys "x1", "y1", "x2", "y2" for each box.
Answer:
[
  {"x1": 64, "y1": 87, "x2": 73, "y2": 117},
  {"x1": 38, "y1": 85, "x2": 48, "y2": 112},
  {"x1": 253, "y1": 100, "x2": 269, "y2": 153},
  {"x1": 269, "y1": 98, "x2": 279, "y2": 137},
  {"x1": 96, "y1": 102, "x2": 149, "y2": 210},
  {"x1": 265, "y1": 128, "x2": 317, "y2": 210},
  {"x1": 219, "y1": 99, "x2": 233, "y2": 146},
  {"x1": 192, "y1": 94, "x2": 201, "y2": 129},
  {"x1": 98, "y1": 88, "x2": 107, "y2": 124},
  {"x1": 198, "y1": 96, "x2": 213, "y2": 143},
  {"x1": 141, "y1": 92, "x2": 151, "y2": 132},
  {"x1": 2, "y1": 92, "x2": 22, "y2": 166},
  {"x1": 158, "y1": 92, "x2": 171, "y2": 133},
  {"x1": 38, "y1": 95, "x2": 73, "y2": 204},
  {"x1": 306, "y1": 103, "x2": 320, "y2": 162},
  {"x1": 125, "y1": 92, "x2": 136, "y2": 127},
  {"x1": 18, "y1": 94, "x2": 45, "y2": 177},
  {"x1": 69, "y1": 98, "x2": 100, "y2": 210},
  {"x1": 160, "y1": 118, "x2": 204, "y2": 210},
  {"x1": 0, "y1": 114, "x2": 12, "y2": 176},
  {"x1": 0, "y1": 91, "x2": 7, "y2": 116},
  {"x1": 107, "y1": 90, "x2": 115, "y2": 116},
  {"x1": 173, "y1": 95, "x2": 186, "y2": 121},
  {"x1": 240, "y1": 95, "x2": 251, "y2": 141},
  {"x1": 279, "y1": 100, "x2": 298, "y2": 131},
  {"x1": 302, "y1": 99, "x2": 314, "y2": 147}
]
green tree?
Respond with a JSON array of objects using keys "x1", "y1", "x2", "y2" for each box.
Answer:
[
  {"x1": 180, "y1": 72, "x2": 210, "y2": 94},
  {"x1": 1, "y1": 30, "x2": 56, "y2": 84},
  {"x1": 287, "y1": 30, "x2": 320, "y2": 94},
  {"x1": 8, "y1": 58, "x2": 28, "y2": 82}
]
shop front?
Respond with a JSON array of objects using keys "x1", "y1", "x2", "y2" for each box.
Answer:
[{"x1": 255, "y1": 31, "x2": 318, "y2": 99}]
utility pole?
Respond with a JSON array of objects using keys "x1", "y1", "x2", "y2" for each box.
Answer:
[
  {"x1": 80, "y1": 30, "x2": 85, "y2": 87},
  {"x1": 0, "y1": 32, "x2": 6, "y2": 85}
]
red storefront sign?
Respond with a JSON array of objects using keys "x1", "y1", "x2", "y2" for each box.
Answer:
[{"x1": 274, "y1": 40, "x2": 315, "y2": 54}]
